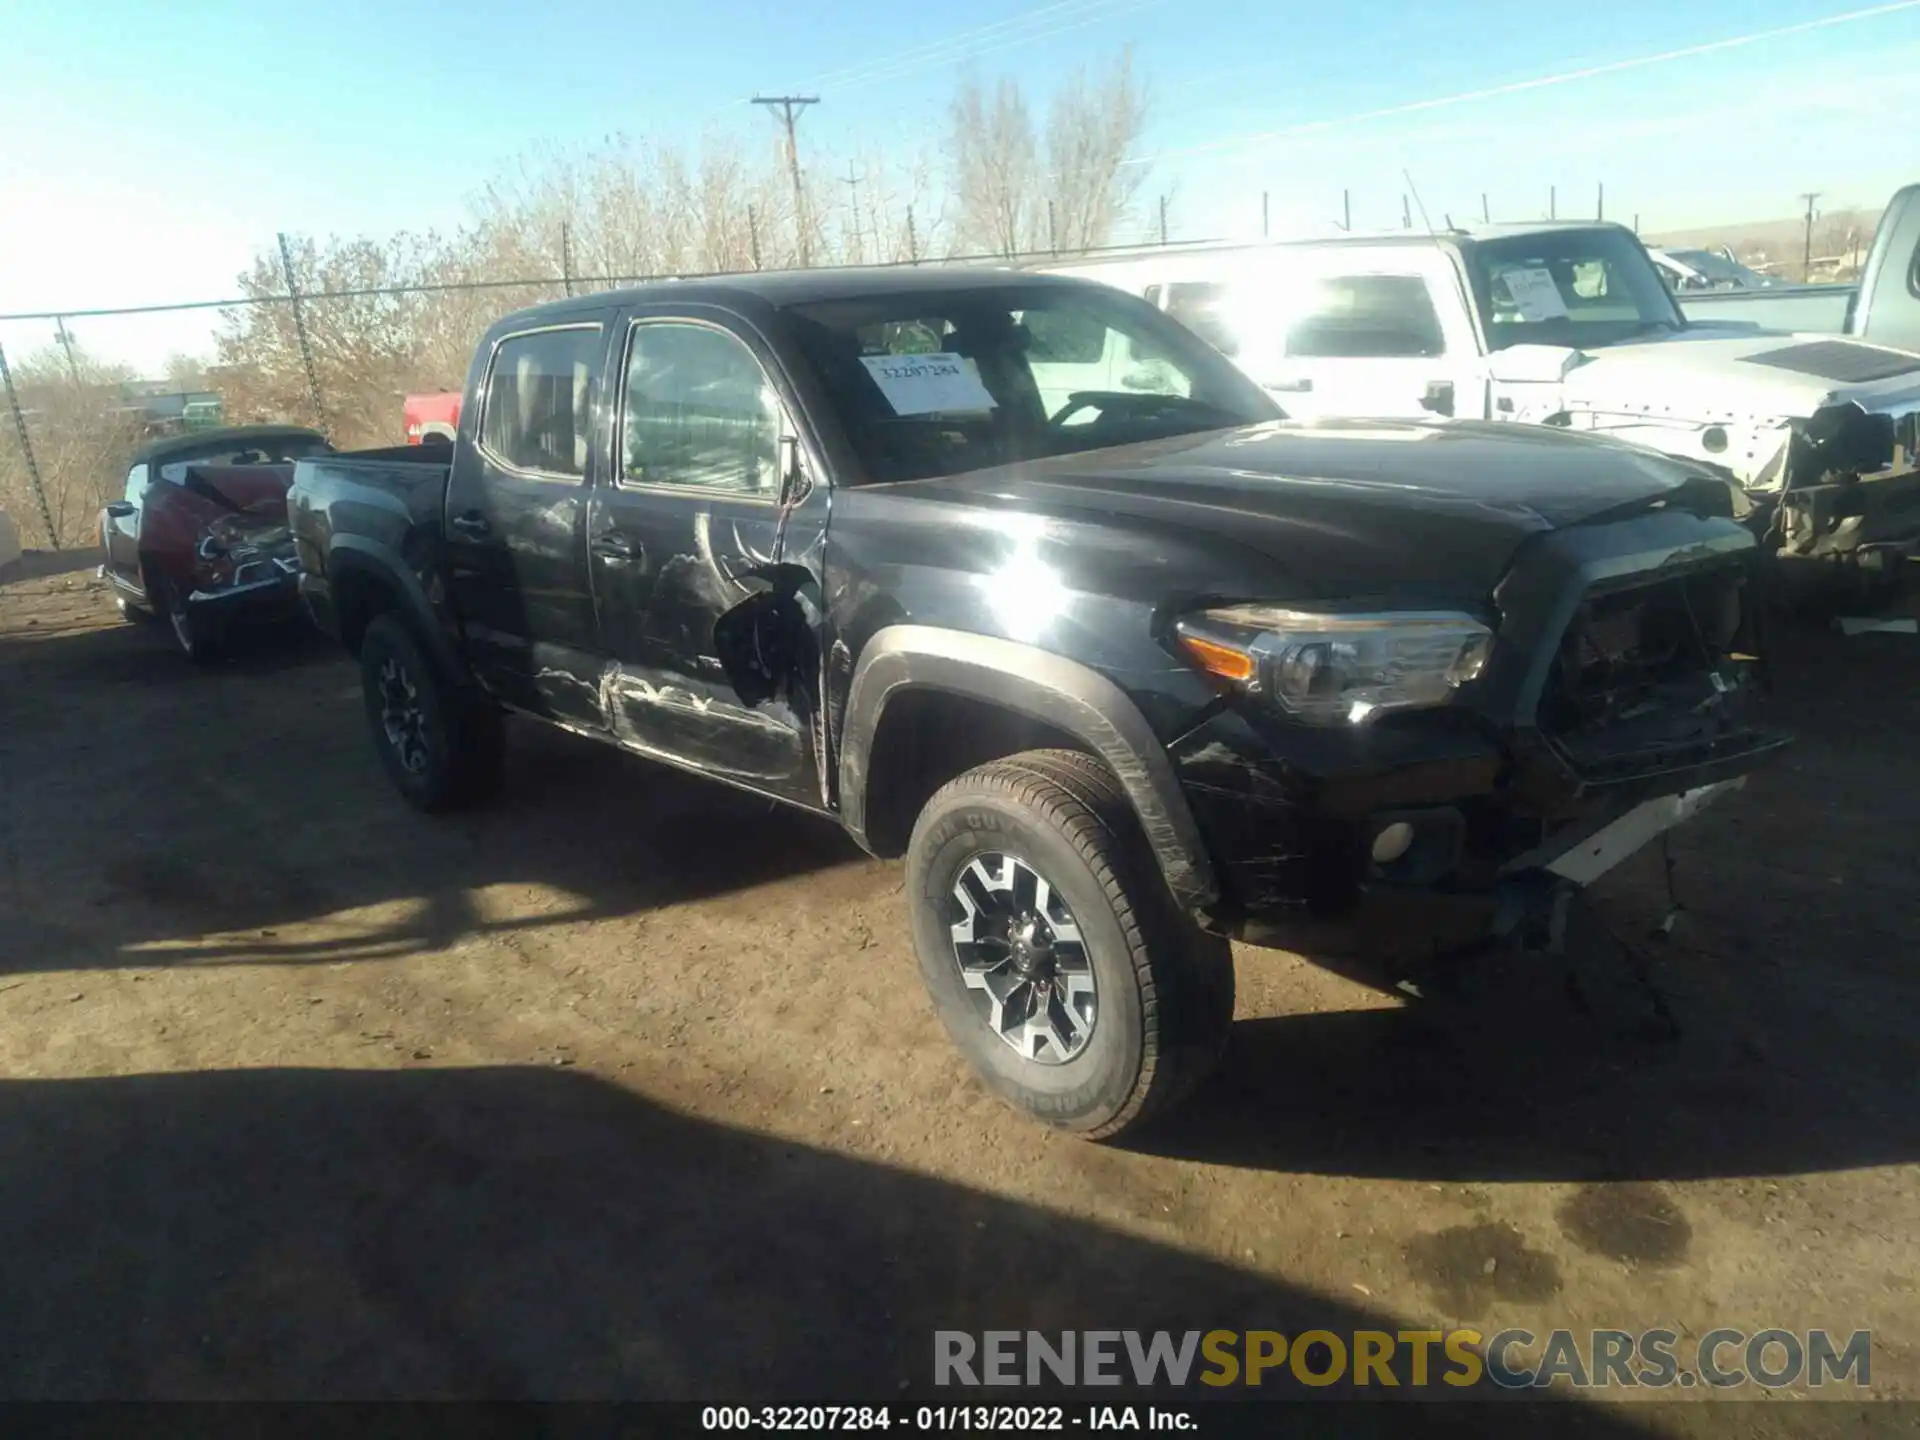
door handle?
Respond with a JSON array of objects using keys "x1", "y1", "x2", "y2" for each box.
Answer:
[
  {"x1": 590, "y1": 530, "x2": 638, "y2": 560},
  {"x1": 1420, "y1": 381, "x2": 1456, "y2": 417},
  {"x1": 450, "y1": 512, "x2": 491, "y2": 538},
  {"x1": 1268, "y1": 377, "x2": 1313, "y2": 393}
]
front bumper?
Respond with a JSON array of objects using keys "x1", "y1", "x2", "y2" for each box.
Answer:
[
  {"x1": 185, "y1": 556, "x2": 302, "y2": 623},
  {"x1": 1173, "y1": 512, "x2": 1788, "y2": 965},
  {"x1": 1192, "y1": 768, "x2": 1750, "y2": 963}
]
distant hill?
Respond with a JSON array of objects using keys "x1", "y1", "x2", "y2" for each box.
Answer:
[{"x1": 1644, "y1": 204, "x2": 1884, "y2": 281}]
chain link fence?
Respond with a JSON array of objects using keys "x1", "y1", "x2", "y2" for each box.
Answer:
[{"x1": 0, "y1": 226, "x2": 1228, "y2": 553}]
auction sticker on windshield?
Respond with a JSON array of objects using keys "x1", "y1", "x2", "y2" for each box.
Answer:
[
  {"x1": 860, "y1": 353, "x2": 997, "y2": 414},
  {"x1": 1501, "y1": 266, "x2": 1570, "y2": 321}
]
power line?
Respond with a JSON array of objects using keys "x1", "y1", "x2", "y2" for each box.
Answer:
[
  {"x1": 1115, "y1": 0, "x2": 1920, "y2": 170},
  {"x1": 752, "y1": 95, "x2": 820, "y2": 267},
  {"x1": 802, "y1": 0, "x2": 1147, "y2": 93}
]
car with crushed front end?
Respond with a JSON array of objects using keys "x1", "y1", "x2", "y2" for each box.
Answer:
[
  {"x1": 99, "y1": 424, "x2": 333, "y2": 661},
  {"x1": 287, "y1": 266, "x2": 1790, "y2": 1139}
]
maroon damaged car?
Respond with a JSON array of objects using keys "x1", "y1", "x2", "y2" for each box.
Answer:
[{"x1": 98, "y1": 424, "x2": 333, "y2": 662}]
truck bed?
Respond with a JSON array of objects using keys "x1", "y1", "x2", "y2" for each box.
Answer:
[{"x1": 287, "y1": 446, "x2": 455, "y2": 642}]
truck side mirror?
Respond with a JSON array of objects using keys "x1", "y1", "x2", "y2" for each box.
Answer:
[{"x1": 106, "y1": 501, "x2": 135, "y2": 518}]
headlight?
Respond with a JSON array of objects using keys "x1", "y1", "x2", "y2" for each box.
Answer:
[{"x1": 1175, "y1": 606, "x2": 1493, "y2": 725}]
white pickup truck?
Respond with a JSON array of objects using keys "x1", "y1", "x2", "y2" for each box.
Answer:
[{"x1": 1044, "y1": 221, "x2": 1920, "y2": 592}]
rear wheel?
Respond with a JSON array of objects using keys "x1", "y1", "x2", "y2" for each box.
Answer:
[
  {"x1": 358, "y1": 613, "x2": 504, "y2": 812},
  {"x1": 905, "y1": 748, "x2": 1234, "y2": 1140}
]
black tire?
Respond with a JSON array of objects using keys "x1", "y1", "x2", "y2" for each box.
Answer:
[
  {"x1": 906, "y1": 747, "x2": 1235, "y2": 1140},
  {"x1": 162, "y1": 578, "x2": 220, "y2": 664},
  {"x1": 358, "y1": 613, "x2": 505, "y2": 812}
]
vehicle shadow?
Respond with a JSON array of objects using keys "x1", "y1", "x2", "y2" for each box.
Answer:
[
  {"x1": 0, "y1": 1062, "x2": 1681, "y2": 1430},
  {"x1": 0, "y1": 617, "x2": 869, "y2": 977}
]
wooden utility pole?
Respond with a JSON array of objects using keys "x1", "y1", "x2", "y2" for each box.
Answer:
[
  {"x1": 1481, "y1": 192, "x2": 1490, "y2": 223},
  {"x1": 905, "y1": 204, "x2": 919, "y2": 263},
  {"x1": 560, "y1": 221, "x2": 574, "y2": 296},
  {"x1": 1158, "y1": 195, "x2": 1168, "y2": 246},
  {"x1": 1262, "y1": 190, "x2": 1270, "y2": 239},
  {"x1": 842, "y1": 160, "x2": 865, "y2": 262},
  {"x1": 54, "y1": 318, "x2": 82, "y2": 387},
  {"x1": 753, "y1": 95, "x2": 820, "y2": 267},
  {"x1": 1800, "y1": 192, "x2": 1822, "y2": 281},
  {"x1": 747, "y1": 205, "x2": 763, "y2": 269}
]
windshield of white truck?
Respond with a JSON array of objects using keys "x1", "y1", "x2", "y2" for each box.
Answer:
[
  {"x1": 782, "y1": 284, "x2": 1282, "y2": 484},
  {"x1": 1469, "y1": 229, "x2": 1685, "y2": 351}
]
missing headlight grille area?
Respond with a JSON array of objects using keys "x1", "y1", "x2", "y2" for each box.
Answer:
[{"x1": 1538, "y1": 561, "x2": 1768, "y2": 781}]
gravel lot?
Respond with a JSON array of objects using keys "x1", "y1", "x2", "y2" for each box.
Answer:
[{"x1": 2, "y1": 550, "x2": 1915, "y2": 1430}]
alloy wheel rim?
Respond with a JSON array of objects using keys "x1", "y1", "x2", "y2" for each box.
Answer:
[
  {"x1": 377, "y1": 657, "x2": 431, "y2": 775},
  {"x1": 948, "y1": 852, "x2": 1096, "y2": 1065}
]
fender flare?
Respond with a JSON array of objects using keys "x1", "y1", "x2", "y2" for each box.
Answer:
[
  {"x1": 838, "y1": 625, "x2": 1219, "y2": 914},
  {"x1": 325, "y1": 535, "x2": 468, "y2": 682}
]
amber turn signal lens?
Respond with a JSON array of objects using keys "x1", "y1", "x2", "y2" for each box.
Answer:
[{"x1": 1178, "y1": 631, "x2": 1256, "y2": 684}]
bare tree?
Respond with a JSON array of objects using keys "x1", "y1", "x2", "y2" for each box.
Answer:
[
  {"x1": 0, "y1": 342, "x2": 143, "y2": 547},
  {"x1": 215, "y1": 232, "x2": 447, "y2": 447},
  {"x1": 948, "y1": 75, "x2": 1041, "y2": 258},
  {"x1": 946, "y1": 49, "x2": 1148, "y2": 260},
  {"x1": 163, "y1": 353, "x2": 213, "y2": 393},
  {"x1": 1046, "y1": 48, "x2": 1149, "y2": 254}
]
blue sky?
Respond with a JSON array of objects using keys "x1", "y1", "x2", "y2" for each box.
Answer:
[{"x1": 1, "y1": 0, "x2": 1914, "y2": 371}]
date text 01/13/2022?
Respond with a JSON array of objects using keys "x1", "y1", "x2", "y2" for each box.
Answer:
[{"x1": 699, "y1": 1405, "x2": 1194, "y2": 1431}]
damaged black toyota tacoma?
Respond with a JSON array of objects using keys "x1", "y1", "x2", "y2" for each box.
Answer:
[{"x1": 288, "y1": 268, "x2": 1790, "y2": 1138}]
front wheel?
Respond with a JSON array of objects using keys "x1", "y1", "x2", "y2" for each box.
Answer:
[
  {"x1": 906, "y1": 748, "x2": 1234, "y2": 1140},
  {"x1": 358, "y1": 613, "x2": 504, "y2": 812}
]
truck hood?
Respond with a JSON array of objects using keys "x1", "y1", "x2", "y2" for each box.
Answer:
[
  {"x1": 1564, "y1": 328, "x2": 1920, "y2": 418},
  {"x1": 874, "y1": 419, "x2": 1731, "y2": 604}
]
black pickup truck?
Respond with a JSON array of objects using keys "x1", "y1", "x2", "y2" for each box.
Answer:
[{"x1": 288, "y1": 266, "x2": 1789, "y2": 1138}]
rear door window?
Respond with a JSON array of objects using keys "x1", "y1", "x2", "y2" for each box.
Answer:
[
  {"x1": 480, "y1": 326, "x2": 603, "y2": 477},
  {"x1": 1164, "y1": 282, "x2": 1240, "y2": 356},
  {"x1": 1284, "y1": 275, "x2": 1446, "y2": 358}
]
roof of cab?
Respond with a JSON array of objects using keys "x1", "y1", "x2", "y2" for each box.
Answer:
[
  {"x1": 1041, "y1": 220, "x2": 1640, "y2": 269},
  {"x1": 487, "y1": 263, "x2": 1098, "y2": 331}
]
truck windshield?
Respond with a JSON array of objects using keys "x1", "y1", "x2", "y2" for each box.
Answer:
[
  {"x1": 781, "y1": 283, "x2": 1281, "y2": 484},
  {"x1": 1468, "y1": 229, "x2": 1685, "y2": 351}
]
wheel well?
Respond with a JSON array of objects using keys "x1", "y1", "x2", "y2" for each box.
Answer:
[
  {"x1": 333, "y1": 566, "x2": 402, "y2": 656},
  {"x1": 859, "y1": 688, "x2": 1095, "y2": 858}
]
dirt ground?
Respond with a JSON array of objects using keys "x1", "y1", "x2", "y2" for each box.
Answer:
[{"x1": 2, "y1": 549, "x2": 1916, "y2": 1430}]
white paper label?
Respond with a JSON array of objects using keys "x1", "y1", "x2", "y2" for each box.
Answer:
[
  {"x1": 1500, "y1": 266, "x2": 1569, "y2": 321},
  {"x1": 858, "y1": 353, "x2": 997, "y2": 414}
]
